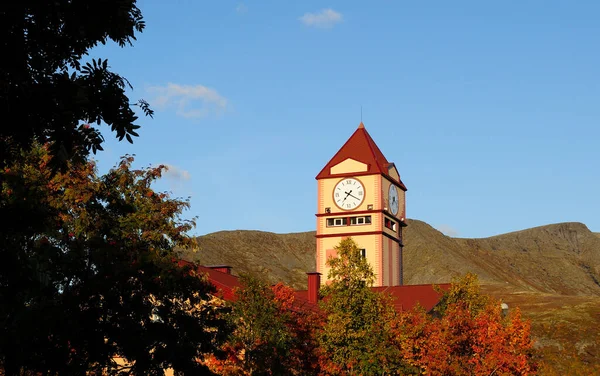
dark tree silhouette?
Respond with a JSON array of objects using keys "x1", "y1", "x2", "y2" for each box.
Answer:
[
  {"x1": 0, "y1": 0, "x2": 153, "y2": 171},
  {"x1": 0, "y1": 3, "x2": 231, "y2": 375},
  {"x1": 1, "y1": 148, "x2": 229, "y2": 375}
]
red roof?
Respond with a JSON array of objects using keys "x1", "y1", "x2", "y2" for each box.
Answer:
[
  {"x1": 316, "y1": 122, "x2": 407, "y2": 190},
  {"x1": 372, "y1": 284, "x2": 451, "y2": 312},
  {"x1": 176, "y1": 260, "x2": 241, "y2": 300},
  {"x1": 176, "y1": 260, "x2": 447, "y2": 313},
  {"x1": 295, "y1": 283, "x2": 449, "y2": 313}
]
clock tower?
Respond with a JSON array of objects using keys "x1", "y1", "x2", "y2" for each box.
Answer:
[{"x1": 315, "y1": 122, "x2": 407, "y2": 286}]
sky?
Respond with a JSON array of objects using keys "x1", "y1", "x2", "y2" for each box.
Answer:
[{"x1": 90, "y1": 1, "x2": 600, "y2": 238}]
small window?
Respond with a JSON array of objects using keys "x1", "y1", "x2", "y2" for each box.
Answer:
[
  {"x1": 327, "y1": 218, "x2": 346, "y2": 227},
  {"x1": 359, "y1": 249, "x2": 366, "y2": 257},
  {"x1": 350, "y1": 216, "x2": 372, "y2": 226},
  {"x1": 350, "y1": 217, "x2": 362, "y2": 225},
  {"x1": 385, "y1": 218, "x2": 397, "y2": 231}
]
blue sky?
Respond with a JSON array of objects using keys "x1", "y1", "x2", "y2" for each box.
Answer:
[{"x1": 91, "y1": 1, "x2": 600, "y2": 238}]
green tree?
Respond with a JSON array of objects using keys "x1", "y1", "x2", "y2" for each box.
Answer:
[
  {"x1": 433, "y1": 272, "x2": 490, "y2": 317},
  {"x1": 0, "y1": 147, "x2": 229, "y2": 375},
  {"x1": 232, "y1": 275, "x2": 292, "y2": 375},
  {"x1": 216, "y1": 275, "x2": 321, "y2": 376},
  {"x1": 318, "y1": 238, "x2": 408, "y2": 375},
  {"x1": 0, "y1": 0, "x2": 152, "y2": 170}
]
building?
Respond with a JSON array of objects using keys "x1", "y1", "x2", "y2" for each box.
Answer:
[
  {"x1": 184, "y1": 264, "x2": 448, "y2": 314},
  {"x1": 187, "y1": 121, "x2": 449, "y2": 313},
  {"x1": 315, "y1": 122, "x2": 407, "y2": 286}
]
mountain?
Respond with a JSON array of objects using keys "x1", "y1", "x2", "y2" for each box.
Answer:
[
  {"x1": 187, "y1": 220, "x2": 600, "y2": 296},
  {"x1": 185, "y1": 220, "x2": 600, "y2": 369},
  {"x1": 189, "y1": 230, "x2": 315, "y2": 290}
]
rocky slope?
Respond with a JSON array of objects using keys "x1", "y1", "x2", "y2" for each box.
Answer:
[{"x1": 187, "y1": 220, "x2": 600, "y2": 296}]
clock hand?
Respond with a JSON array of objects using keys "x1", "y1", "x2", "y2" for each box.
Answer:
[
  {"x1": 341, "y1": 190, "x2": 352, "y2": 202},
  {"x1": 344, "y1": 191, "x2": 360, "y2": 200}
]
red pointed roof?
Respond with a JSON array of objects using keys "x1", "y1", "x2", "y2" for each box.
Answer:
[{"x1": 316, "y1": 123, "x2": 407, "y2": 190}]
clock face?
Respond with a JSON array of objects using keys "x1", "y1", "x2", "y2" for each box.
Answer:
[
  {"x1": 388, "y1": 184, "x2": 399, "y2": 216},
  {"x1": 333, "y1": 178, "x2": 365, "y2": 210}
]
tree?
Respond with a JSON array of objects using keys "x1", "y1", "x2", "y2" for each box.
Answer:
[
  {"x1": 396, "y1": 273, "x2": 537, "y2": 375},
  {"x1": 0, "y1": 146, "x2": 229, "y2": 375},
  {"x1": 433, "y1": 272, "x2": 490, "y2": 317},
  {"x1": 0, "y1": 0, "x2": 152, "y2": 170},
  {"x1": 318, "y1": 238, "x2": 408, "y2": 375},
  {"x1": 207, "y1": 275, "x2": 321, "y2": 375}
]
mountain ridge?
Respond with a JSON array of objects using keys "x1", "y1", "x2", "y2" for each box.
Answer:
[
  {"x1": 183, "y1": 220, "x2": 600, "y2": 369},
  {"x1": 186, "y1": 219, "x2": 600, "y2": 296}
]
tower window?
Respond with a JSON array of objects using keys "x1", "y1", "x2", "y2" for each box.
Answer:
[
  {"x1": 350, "y1": 215, "x2": 372, "y2": 225},
  {"x1": 327, "y1": 218, "x2": 346, "y2": 227},
  {"x1": 359, "y1": 249, "x2": 366, "y2": 257},
  {"x1": 385, "y1": 218, "x2": 397, "y2": 231}
]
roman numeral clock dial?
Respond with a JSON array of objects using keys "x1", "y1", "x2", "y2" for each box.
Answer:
[
  {"x1": 388, "y1": 184, "x2": 399, "y2": 216},
  {"x1": 333, "y1": 178, "x2": 365, "y2": 210}
]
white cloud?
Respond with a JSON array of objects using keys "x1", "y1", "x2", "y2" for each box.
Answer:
[
  {"x1": 162, "y1": 164, "x2": 191, "y2": 182},
  {"x1": 299, "y1": 8, "x2": 343, "y2": 28},
  {"x1": 146, "y1": 83, "x2": 228, "y2": 119},
  {"x1": 235, "y1": 3, "x2": 248, "y2": 13},
  {"x1": 435, "y1": 224, "x2": 459, "y2": 237}
]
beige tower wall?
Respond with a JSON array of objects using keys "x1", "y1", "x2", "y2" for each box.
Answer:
[
  {"x1": 316, "y1": 234, "x2": 384, "y2": 285},
  {"x1": 316, "y1": 152, "x2": 404, "y2": 287},
  {"x1": 382, "y1": 236, "x2": 402, "y2": 286}
]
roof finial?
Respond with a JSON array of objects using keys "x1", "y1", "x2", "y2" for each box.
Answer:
[{"x1": 358, "y1": 106, "x2": 364, "y2": 128}]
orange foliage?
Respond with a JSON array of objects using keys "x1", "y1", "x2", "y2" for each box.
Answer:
[{"x1": 396, "y1": 299, "x2": 537, "y2": 375}]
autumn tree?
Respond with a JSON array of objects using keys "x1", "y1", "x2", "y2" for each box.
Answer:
[
  {"x1": 0, "y1": 0, "x2": 152, "y2": 170},
  {"x1": 0, "y1": 147, "x2": 229, "y2": 375},
  {"x1": 396, "y1": 273, "x2": 537, "y2": 375},
  {"x1": 318, "y1": 238, "x2": 409, "y2": 375},
  {"x1": 433, "y1": 272, "x2": 490, "y2": 316},
  {"x1": 208, "y1": 275, "x2": 320, "y2": 375}
]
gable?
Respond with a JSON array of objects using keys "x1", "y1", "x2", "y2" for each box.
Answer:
[
  {"x1": 330, "y1": 158, "x2": 368, "y2": 175},
  {"x1": 316, "y1": 123, "x2": 390, "y2": 180},
  {"x1": 387, "y1": 163, "x2": 400, "y2": 181}
]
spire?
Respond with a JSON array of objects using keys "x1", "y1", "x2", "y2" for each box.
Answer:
[{"x1": 315, "y1": 123, "x2": 407, "y2": 190}]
